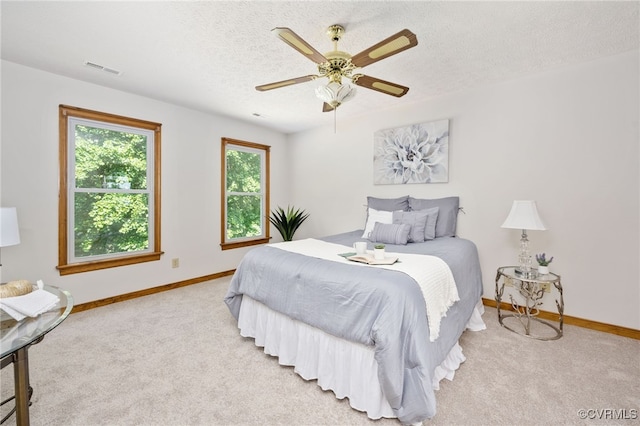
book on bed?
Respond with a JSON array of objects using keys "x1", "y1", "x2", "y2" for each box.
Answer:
[{"x1": 346, "y1": 254, "x2": 399, "y2": 265}]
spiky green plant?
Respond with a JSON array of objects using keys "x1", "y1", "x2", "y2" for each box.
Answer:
[
  {"x1": 269, "y1": 205, "x2": 310, "y2": 241},
  {"x1": 535, "y1": 253, "x2": 554, "y2": 266}
]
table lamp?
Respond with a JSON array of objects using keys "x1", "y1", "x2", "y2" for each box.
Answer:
[
  {"x1": 501, "y1": 200, "x2": 546, "y2": 278},
  {"x1": 1, "y1": 207, "x2": 21, "y2": 267}
]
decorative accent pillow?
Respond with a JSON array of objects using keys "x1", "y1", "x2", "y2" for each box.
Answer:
[
  {"x1": 392, "y1": 210, "x2": 429, "y2": 243},
  {"x1": 369, "y1": 222, "x2": 411, "y2": 245},
  {"x1": 421, "y1": 207, "x2": 440, "y2": 240},
  {"x1": 362, "y1": 208, "x2": 394, "y2": 239},
  {"x1": 408, "y1": 197, "x2": 459, "y2": 238},
  {"x1": 367, "y1": 195, "x2": 410, "y2": 212}
]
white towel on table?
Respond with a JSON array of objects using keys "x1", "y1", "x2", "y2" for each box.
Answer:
[{"x1": 0, "y1": 289, "x2": 60, "y2": 321}]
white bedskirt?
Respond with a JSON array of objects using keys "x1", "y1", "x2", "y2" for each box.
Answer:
[{"x1": 238, "y1": 295, "x2": 486, "y2": 420}]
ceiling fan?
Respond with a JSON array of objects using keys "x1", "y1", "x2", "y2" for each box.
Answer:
[{"x1": 256, "y1": 25, "x2": 418, "y2": 112}]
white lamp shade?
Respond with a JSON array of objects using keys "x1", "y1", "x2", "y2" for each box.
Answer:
[
  {"x1": 501, "y1": 200, "x2": 547, "y2": 231},
  {"x1": 0, "y1": 207, "x2": 21, "y2": 247},
  {"x1": 315, "y1": 82, "x2": 356, "y2": 108}
]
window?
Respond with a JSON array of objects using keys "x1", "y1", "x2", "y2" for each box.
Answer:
[
  {"x1": 57, "y1": 105, "x2": 162, "y2": 275},
  {"x1": 221, "y1": 138, "x2": 270, "y2": 250}
]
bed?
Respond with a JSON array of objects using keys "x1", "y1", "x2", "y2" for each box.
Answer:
[{"x1": 224, "y1": 196, "x2": 485, "y2": 424}]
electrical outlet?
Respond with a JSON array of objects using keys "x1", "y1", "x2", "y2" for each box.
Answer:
[
  {"x1": 171, "y1": 258, "x2": 179, "y2": 268},
  {"x1": 540, "y1": 282, "x2": 551, "y2": 293},
  {"x1": 504, "y1": 276, "x2": 514, "y2": 287}
]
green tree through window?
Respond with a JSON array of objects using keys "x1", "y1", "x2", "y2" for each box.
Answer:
[
  {"x1": 226, "y1": 149, "x2": 261, "y2": 239},
  {"x1": 74, "y1": 125, "x2": 150, "y2": 257}
]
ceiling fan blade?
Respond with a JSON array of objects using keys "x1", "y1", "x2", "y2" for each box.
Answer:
[
  {"x1": 352, "y1": 75, "x2": 410, "y2": 97},
  {"x1": 272, "y1": 27, "x2": 328, "y2": 64},
  {"x1": 255, "y1": 75, "x2": 317, "y2": 91},
  {"x1": 351, "y1": 29, "x2": 418, "y2": 68},
  {"x1": 322, "y1": 102, "x2": 334, "y2": 112}
]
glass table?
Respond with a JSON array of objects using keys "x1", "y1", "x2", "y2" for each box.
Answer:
[
  {"x1": 1, "y1": 286, "x2": 73, "y2": 425},
  {"x1": 495, "y1": 266, "x2": 564, "y2": 340}
]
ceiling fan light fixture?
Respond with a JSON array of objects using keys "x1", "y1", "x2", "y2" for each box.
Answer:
[
  {"x1": 257, "y1": 25, "x2": 418, "y2": 125},
  {"x1": 315, "y1": 81, "x2": 356, "y2": 108}
]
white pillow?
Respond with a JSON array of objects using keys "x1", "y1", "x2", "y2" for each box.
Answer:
[{"x1": 362, "y1": 208, "x2": 395, "y2": 239}]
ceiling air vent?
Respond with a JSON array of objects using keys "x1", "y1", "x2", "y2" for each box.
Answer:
[{"x1": 84, "y1": 60, "x2": 122, "y2": 76}]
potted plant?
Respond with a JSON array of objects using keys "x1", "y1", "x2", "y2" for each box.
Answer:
[
  {"x1": 374, "y1": 244, "x2": 386, "y2": 260},
  {"x1": 269, "y1": 205, "x2": 310, "y2": 241},
  {"x1": 535, "y1": 253, "x2": 554, "y2": 275}
]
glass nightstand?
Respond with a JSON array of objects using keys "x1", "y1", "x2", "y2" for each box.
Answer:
[{"x1": 495, "y1": 266, "x2": 564, "y2": 340}]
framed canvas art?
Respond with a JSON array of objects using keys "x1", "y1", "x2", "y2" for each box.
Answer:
[{"x1": 373, "y1": 119, "x2": 449, "y2": 185}]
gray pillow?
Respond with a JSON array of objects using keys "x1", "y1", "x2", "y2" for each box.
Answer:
[
  {"x1": 393, "y1": 210, "x2": 429, "y2": 243},
  {"x1": 422, "y1": 207, "x2": 440, "y2": 240},
  {"x1": 369, "y1": 222, "x2": 411, "y2": 245},
  {"x1": 367, "y1": 196, "x2": 410, "y2": 212},
  {"x1": 408, "y1": 197, "x2": 459, "y2": 238}
]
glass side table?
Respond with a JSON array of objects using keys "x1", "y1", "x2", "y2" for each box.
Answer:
[
  {"x1": 495, "y1": 266, "x2": 564, "y2": 341},
  {"x1": 1, "y1": 285, "x2": 73, "y2": 425}
]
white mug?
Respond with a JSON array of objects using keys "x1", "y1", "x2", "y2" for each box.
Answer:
[
  {"x1": 374, "y1": 248, "x2": 385, "y2": 260},
  {"x1": 353, "y1": 241, "x2": 367, "y2": 255}
]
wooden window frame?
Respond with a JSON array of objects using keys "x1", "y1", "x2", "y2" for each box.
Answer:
[
  {"x1": 57, "y1": 105, "x2": 163, "y2": 275},
  {"x1": 220, "y1": 137, "x2": 270, "y2": 250}
]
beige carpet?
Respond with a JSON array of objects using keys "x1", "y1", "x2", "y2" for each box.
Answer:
[{"x1": 1, "y1": 277, "x2": 638, "y2": 425}]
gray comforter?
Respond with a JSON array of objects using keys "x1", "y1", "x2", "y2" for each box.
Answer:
[{"x1": 224, "y1": 230, "x2": 483, "y2": 424}]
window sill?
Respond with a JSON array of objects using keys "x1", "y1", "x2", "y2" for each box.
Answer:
[
  {"x1": 220, "y1": 237, "x2": 270, "y2": 251},
  {"x1": 57, "y1": 251, "x2": 164, "y2": 275}
]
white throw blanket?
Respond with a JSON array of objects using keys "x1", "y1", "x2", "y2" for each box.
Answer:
[{"x1": 270, "y1": 239, "x2": 459, "y2": 341}]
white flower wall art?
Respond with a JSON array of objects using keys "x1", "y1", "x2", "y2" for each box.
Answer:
[{"x1": 373, "y1": 119, "x2": 449, "y2": 185}]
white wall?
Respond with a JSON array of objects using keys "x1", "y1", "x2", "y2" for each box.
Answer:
[
  {"x1": 1, "y1": 60, "x2": 290, "y2": 305},
  {"x1": 2, "y1": 51, "x2": 638, "y2": 329},
  {"x1": 288, "y1": 51, "x2": 639, "y2": 329}
]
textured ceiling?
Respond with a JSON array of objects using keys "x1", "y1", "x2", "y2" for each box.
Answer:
[{"x1": 1, "y1": 1, "x2": 638, "y2": 134}]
